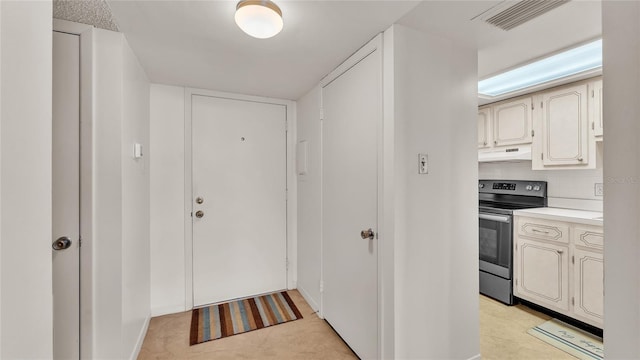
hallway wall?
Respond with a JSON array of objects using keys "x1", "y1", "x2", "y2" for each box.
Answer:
[
  {"x1": 149, "y1": 84, "x2": 186, "y2": 316},
  {"x1": 87, "y1": 28, "x2": 151, "y2": 360},
  {"x1": 0, "y1": 1, "x2": 53, "y2": 358}
]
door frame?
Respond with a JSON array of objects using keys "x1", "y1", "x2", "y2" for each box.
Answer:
[
  {"x1": 52, "y1": 19, "x2": 93, "y2": 359},
  {"x1": 319, "y1": 33, "x2": 388, "y2": 358},
  {"x1": 183, "y1": 88, "x2": 297, "y2": 310}
]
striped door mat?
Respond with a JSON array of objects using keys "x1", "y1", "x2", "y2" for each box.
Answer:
[{"x1": 190, "y1": 291, "x2": 303, "y2": 345}]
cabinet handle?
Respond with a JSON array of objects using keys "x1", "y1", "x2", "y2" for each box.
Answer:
[
  {"x1": 557, "y1": 250, "x2": 564, "y2": 254},
  {"x1": 578, "y1": 157, "x2": 584, "y2": 162},
  {"x1": 531, "y1": 228, "x2": 550, "y2": 234},
  {"x1": 484, "y1": 141, "x2": 487, "y2": 146},
  {"x1": 494, "y1": 140, "x2": 498, "y2": 145}
]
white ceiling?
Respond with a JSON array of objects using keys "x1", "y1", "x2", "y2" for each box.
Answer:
[
  {"x1": 107, "y1": 0, "x2": 421, "y2": 100},
  {"x1": 107, "y1": 0, "x2": 601, "y2": 101}
]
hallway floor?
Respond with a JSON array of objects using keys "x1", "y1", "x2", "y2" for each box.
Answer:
[
  {"x1": 140, "y1": 291, "x2": 578, "y2": 359},
  {"x1": 138, "y1": 290, "x2": 358, "y2": 359}
]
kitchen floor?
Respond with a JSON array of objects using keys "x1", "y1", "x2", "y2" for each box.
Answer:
[
  {"x1": 139, "y1": 291, "x2": 576, "y2": 359},
  {"x1": 480, "y1": 295, "x2": 575, "y2": 359}
]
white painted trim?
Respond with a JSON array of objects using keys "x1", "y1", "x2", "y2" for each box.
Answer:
[
  {"x1": 53, "y1": 19, "x2": 92, "y2": 35},
  {"x1": 183, "y1": 87, "x2": 297, "y2": 310},
  {"x1": 183, "y1": 87, "x2": 193, "y2": 311},
  {"x1": 150, "y1": 305, "x2": 187, "y2": 318},
  {"x1": 297, "y1": 285, "x2": 320, "y2": 313},
  {"x1": 320, "y1": 33, "x2": 385, "y2": 359},
  {"x1": 128, "y1": 314, "x2": 150, "y2": 360},
  {"x1": 320, "y1": 34, "x2": 381, "y2": 89},
  {"x1": 381, "y1": 26, "x2": 395, "y2": 360}
]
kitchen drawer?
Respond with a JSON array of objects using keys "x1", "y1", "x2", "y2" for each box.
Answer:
[
  {"x1": 517, "y1": 217, "x2": 569, "y2": 244},
  {"x1": 573, "y1": 225, "x2": 604, "y2": 250}
]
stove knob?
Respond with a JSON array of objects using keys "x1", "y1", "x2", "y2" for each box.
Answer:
[
  {"x1": 479, "y1": 184, "x2": 485, "y2": 189},
  {"x1": 526, "y1": 185, "x2": 533, "y2": 191},
  {"x1": 533, "y1": 185, "x2": 541, "y2": 191}
]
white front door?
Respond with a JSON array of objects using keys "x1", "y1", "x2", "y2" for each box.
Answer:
[
  {"x1": 322, "y1": 38, "x2": 381, "y2": 359},
  {"x1": 52, "y1": 30, "x2": 80, "y2": 359},
  {"x1": 191, "y1": 95, "x2": 287, "y2": 307}
]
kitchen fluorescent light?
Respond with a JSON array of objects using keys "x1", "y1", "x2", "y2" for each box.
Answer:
[
  {"x1": 479, "y1": 39, "x2": 602, "y2": 97},
  {"x1": 235, "y1": 0, "x2": 283, "y2": 39}
]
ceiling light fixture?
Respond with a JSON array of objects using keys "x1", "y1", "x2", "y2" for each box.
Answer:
[
  {"x1": 235, "y1": 0, "x2": 283, "y2": 39},
  {"x1": 479, "y1": 39, "x2": 602, "y2": 97}
]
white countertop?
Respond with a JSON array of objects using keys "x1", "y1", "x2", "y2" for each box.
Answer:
[{"x1": 514, "y1": 207, "x2": 603, "y2": 226}]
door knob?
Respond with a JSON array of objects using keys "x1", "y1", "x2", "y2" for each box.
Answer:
[
  {"x1": 360, "y1": 228, "x2": 375, "y2": 240},
  {"x1": 196, "y1": 197, "x2": 204, "y2": 204},
  {"x1": 52, "y1": 236, "x2": 72, "y2": 251},
  {"x1": 195, "y1": 210, "x2": 204, "y2": 218}
]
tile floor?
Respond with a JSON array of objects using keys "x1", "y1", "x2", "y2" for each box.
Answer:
[{"x1": 139, "y1": 291, "x2": 577, "y2": 359}]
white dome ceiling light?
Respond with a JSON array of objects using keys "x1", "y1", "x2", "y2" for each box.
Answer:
[{"x1": 235, "y1": 0, "x2": 283, "y2": 39}]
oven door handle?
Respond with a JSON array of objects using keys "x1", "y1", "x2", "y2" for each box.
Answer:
[{"x1": 479, "y1": 213, "x2": 511, "y2": 223}]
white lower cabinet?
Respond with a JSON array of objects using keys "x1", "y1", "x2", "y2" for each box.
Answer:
[
  {"x1": 515, "y1": 238, "x2": 570, "y2": 312},
  {"x1": 514, "y1": 216, "x2": 604, "y2": 328},
  {"x1": 573, "y1": 248, "x2": 604, "y2": 326}
]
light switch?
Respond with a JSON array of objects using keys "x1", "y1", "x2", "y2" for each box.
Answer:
[
  {"x1": 418, "y1": 154, "x2": 428, "y2": 174},
  {"x1": 133, "y1": 143, "x2": 143, "y2": 159}
]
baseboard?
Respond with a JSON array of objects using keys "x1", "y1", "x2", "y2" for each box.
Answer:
[
  {"x1": 467, "y1": 353, "x2": 482, "y2": 360},
  {"x1": 151, "y1": 304, "x2": 186, "y2": 317},
  {"x1": 297, "y1": 285, "x2": 320, "y2": 312},
  {"x1": 129, "y1": 314, "x2": 151, "y2": 360}
]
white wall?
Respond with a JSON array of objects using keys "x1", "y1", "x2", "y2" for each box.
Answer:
[
  {"x1": 0, "y1": 1, "x2": 53, "y2": 358},
  {"x1": 149, "y1": 84, "x2": 185, "y2": 316},
  {"x1": 479, "y1": 144, "x2": 604, "y2": 211},
  {"x1": 295, "y1": 85, "x2": 322, "y2": 311},
  {"x1": 91, "y1": 27, "x2": 125, "y2": 359},
  {"x1": 295, "y1": 24, "x2": 480, "y2": 359},
  {"x1": 602, "y1": 2, "x2": 640, "y2": 358},
  {"x1": 390, "y1": 24, "x2": 479, "y2": 359},
  {"x1": 121, "y1": 39, "x2": 151, "y2": 359},
  {"x1": 89, "y1": 28, "x2": 150, "y2": 359}
]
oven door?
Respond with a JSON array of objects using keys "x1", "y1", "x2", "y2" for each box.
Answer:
[{"x1": 479, "y1": 212, "x2": 512, "y2": 279}]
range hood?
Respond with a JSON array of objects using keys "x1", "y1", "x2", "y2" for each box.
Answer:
[{"x1": 478, "y1": 145, "x2": 532, "y2": 162}]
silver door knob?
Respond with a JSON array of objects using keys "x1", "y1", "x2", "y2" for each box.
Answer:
[
  {"x1": 195, "y1": 210, "x2": 204, "y2": 218},
  {"x1": 52, "y1": 236, "x2": 72, "y2": 251},
  {"x1": 360, "y1": 228, "x2": 375, "y2": 240},
  {"x1": 196, "y1": 197, "x2": 204, "y2": 204}
]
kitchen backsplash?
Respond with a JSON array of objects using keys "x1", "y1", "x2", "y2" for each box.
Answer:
[{"x1": 479, "y1": 143, "x2": 603, "y2": 211}]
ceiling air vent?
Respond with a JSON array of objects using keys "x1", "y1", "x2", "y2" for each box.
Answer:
[{"x1": 477, "y1": 0, "x2": 570, "y2": 31}]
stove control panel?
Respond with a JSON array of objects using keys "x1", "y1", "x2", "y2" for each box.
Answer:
[{"x1": 479, "y1": 180, "x2": 547, "y2": 197}]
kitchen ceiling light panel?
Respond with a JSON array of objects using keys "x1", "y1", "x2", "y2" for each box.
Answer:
[
  {"x1": 478, "y1": 39, "x2": 602, "y2": 97},
  {"x1": 235, "y1": 0, "x2": 283, "y2": 39}
]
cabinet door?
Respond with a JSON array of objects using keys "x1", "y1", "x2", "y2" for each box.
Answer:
[
  {"x1": 478, "y1": 107, "x2": 491, "y2": 148},
  {"x1": 590, "y1": 80, "x2": 603, "y2": 137},
  {"x1": 541, "y1": 84, "x2": 589, "y2": 166},
  {"x1": 493, "y1": 97, "x2": 533, "y2": 146},
  {"x1": 515, "y1": 238, "x2": 569, "y2": 312},
  {"x1": 573, "y1": 248, "x2": 604, "y2": 327}
]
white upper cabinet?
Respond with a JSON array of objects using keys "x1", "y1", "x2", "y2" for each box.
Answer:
[
  {"x1": 479, "y1": 77, "x2": 601, "y2": 169},
  {"x1": 539, "y1": 83, "x2": 590, "y2": 167},
  {"x1": 532, "y1": 82, "x2": 596, "y2": 170},
  {"x1": 591, "y1": 79, "x2": 603, "y2": 137},
  {"x1": 493, "y1": 97, "x2": 533, "y2": 147},
  {"x1": 478, "y1": 107, "x2": 491, "y2": 148}
]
